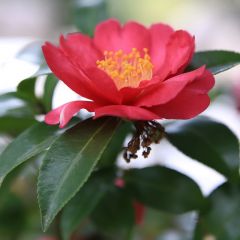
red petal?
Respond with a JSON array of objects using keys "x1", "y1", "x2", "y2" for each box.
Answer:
[
  {"x1": 187, "y1": 69, "x2": 215, "y2": 93},
  {"x1": 60, "y1": 33, "x2": 122, "y2": 104},
  {"x1": 42, "y1": 43, "x2": 100, "y2": 101},
  {"x1": 93, "y1": 19, "x2": 121, "y2": 51},
  {"x1": 149, "y1": 23, "x2": 174, "y2": 76},
  {"x1": 120, "y1": 21, "x2": 150, "y2": 52},
  {"x1": 120, "y1": 76, "x2": 162, "y2": 104},
  {"x1": 165, "y1": 30, "x2": 195, "y2": 76},
  {"x1": 150, "y1": 90, "x2": 210, "y2": 119},
  {"x1": 133, "y1": 66, "x2": 205, "y2": 107},
  {"x1": 85, "y1": 67, "x2": 122, "y2": 104},
  {"x1": 59, "y1": 33, "x2": 102, "y2": 69},
  {"x1": 94, "y1": 105, "x2": 160, "y2": 120},
  {"x1": 119, "y1": 87, "x2": 144, "y2": 104},
  {"x1": 43, "y1": 42, "x2": 120, "y2": 104},
  {"x1": 45, "y1": 101, "x2": 97, "y2": 128},
  {"x1": 94, "y1": 19, "x2": 150, "y2": 53}
]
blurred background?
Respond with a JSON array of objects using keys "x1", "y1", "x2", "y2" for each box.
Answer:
[{"x1": 0, "y1": 0, "x2": 240, "y2": 239}]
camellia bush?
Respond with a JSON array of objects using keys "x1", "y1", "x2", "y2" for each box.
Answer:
[{"x1": 0, "y1": 17, "x2": 240, "y2": 240}]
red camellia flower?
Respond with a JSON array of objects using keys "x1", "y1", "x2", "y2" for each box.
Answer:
[{"x1": 42, "y1": 19, "x2": 215, "y2": 128}]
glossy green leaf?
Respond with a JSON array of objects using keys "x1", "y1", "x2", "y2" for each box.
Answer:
[
  {"x1": 0, "y1": 116, "x2": 37, "y2": 136},
  {"x1": 0, "y1": 92, "x2": 18, "y2": 102},
  {"x1": 41, "y1": 74, "x2": 58, "y2": 112},
  {"x1": 166, "y1": 116, "x2": 240, "y2": 181},
  {"x1": 0, "y1": 123, "x2": 60, "y2": 185},
  {"x1": 188, "y1": 50, "x2": 240, "y2": 74},
  {"x1": 98, "y1": 120, "x2": 132, "y2": 168},
  {"x1": 91, "y1": 187, "x2": 135, "y2": 235},
  {"x1": 0, "y1": 80, "x2": 42, "y2": 118},
  {"x1": 0, "y1": 92, "x2": 31, "y2": 115},
  {"x1": 4, "y1": 105, "x2": 36, "y2": 117},
  {"x1": 61, "y1": 168, "x2": 115, "y2": 240},
  {"x1": 0, "y1": 91, "x2": 38, "y2": 135},
  {"x1": 194, "y1": 183, "x2": 240, "y2": 240},
  {"x1": 17, "y1": 78, "x2": 37, "y2": 102},
  {"x1": 37, "y1": 117, "x2": 121, "y2": 231},
  {"x1": 125, "y1": 166, "x2": 205, "y2": 214}
]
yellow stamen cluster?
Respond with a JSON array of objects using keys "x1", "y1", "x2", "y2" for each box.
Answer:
[{"x1": 96, "y1": 48, "x2": 153, "y2": 89}]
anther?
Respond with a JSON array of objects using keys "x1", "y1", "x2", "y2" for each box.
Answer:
[{"x1": 96, "y1": 48, "x2": 153, "y2": 89}]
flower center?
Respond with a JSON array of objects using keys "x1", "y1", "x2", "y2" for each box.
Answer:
[{"x1": 96, "y1": 48, "x2": 153, "y2": 89}]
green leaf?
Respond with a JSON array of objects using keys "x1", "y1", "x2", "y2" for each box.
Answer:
[
  {"x1": 125, "y1": 166, "x2": 205, "y2": 214},
  {"x1": 194, "y1": 183, "x2": 240, "y2": 240},
  {"x1": 61, "y1": 168, "x2": 115, "y2": 240},
  {"x1": 41, "y1": 74, "x2": 58, "y2": 112},
  {"x1": 17, "y1": 78, "x2": 36, "y2": 101},
  {"x1": 98, "y1": 120, "x2": 132, "y2": 168},
  {"x1": 0, "y1": 116, "x2": 37, "y2": 136},
  {"x1": 0, "y1": 90, "x2": 35, "y2": 107},
  {"x1": 0, "y1": 92, "x2": 31, "y2": 115},
  {"x1": 37, "y1": 117, "x2": 121, "y2": 231},
  {"x1": 0, "y1": 123, "x2": 60, "y2": 185},
  {"x1": 0, "y1": 92, "x2": 18, "y2": 102},
  {"x1": 0, "y1": 191, "x2": 26, "y2": 237},
  {"x1": 72, "y1": 0, "x2": 109, "y2": 36},
  {"x1": 188, "y1": 50, "x2": 240, "y2": 74},
  {"x1": 166, "y1": 116, "x2": 240, "y2": 181},
  {"x1": 0, "y1": 79, "x2": 42, "y2": 118},
  {"x1": 0, "y1": 91, "x2": 38, "y2": 135},
  {"x1": 91, "y1": 187, "x2": 135, "y2": 235}
]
